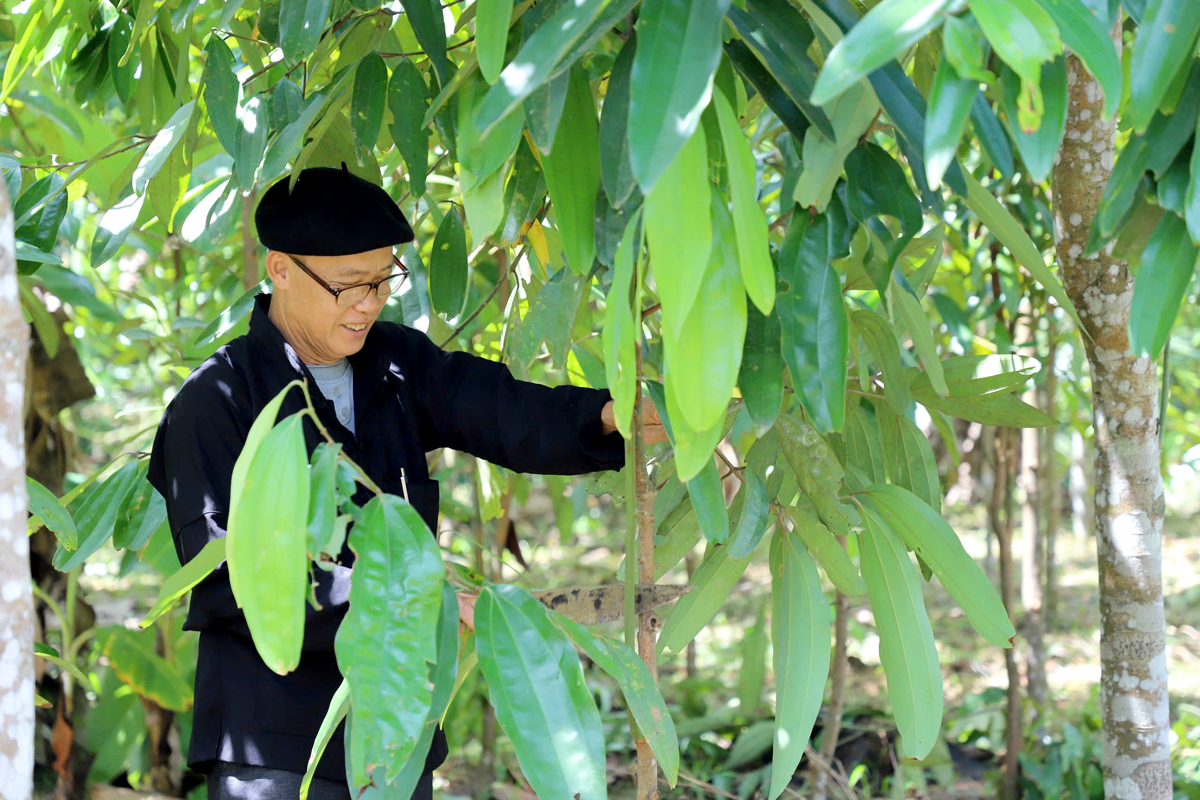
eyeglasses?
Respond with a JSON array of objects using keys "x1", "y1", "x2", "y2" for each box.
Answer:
[{"x1": 286, "y1": 253, "x2": 409, "y2": 308}]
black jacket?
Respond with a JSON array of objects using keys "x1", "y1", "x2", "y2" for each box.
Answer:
[{"x1": 147, "y1": 294, "x2": 623, "y2": 783}]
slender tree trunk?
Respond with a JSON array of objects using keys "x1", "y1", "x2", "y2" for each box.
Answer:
[
  {"x1": 1044, "y1": 318, "x2": 1061, "y2": 628},
  {"x1": 0, "y1": 178, "x2": 34, "y2": 800},
  {"x1": 1070, "y1": 428, "x2": 1090, "y2": 540},
  {"x1": 1018, "y1": 301, "x2": 1048, "y2": 712},
  {"x1": 991, "y1": 428, "x2": 1022, "y2": 800},
  {"x1": 631, "y1": 344, "x2": 659, "y2": 800},
  {"x1": 1055, "y1": 40, "x2": 1172, "y2": 800}
]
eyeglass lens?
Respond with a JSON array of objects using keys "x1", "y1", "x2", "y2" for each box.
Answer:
[{"x1": 335, "y1": 273, "x2": 407, "y2": 307}]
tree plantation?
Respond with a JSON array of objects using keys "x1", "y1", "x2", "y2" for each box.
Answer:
[{"x1": 2, "y1": 0, "x2": 1200, "y2": 799}]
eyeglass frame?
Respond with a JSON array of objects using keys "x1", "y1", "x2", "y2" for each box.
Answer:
[{"x1": 285, "y1": 252, "x2": 409, "y2": 306}]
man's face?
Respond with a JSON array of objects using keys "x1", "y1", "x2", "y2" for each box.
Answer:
[{"x1": 271, "y1": 246, "x2": 395, "y2": 364}]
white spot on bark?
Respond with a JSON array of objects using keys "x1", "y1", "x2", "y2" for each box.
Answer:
[{"x1": 1070, "y1": 213, "x2": 1084, "y2": 226}]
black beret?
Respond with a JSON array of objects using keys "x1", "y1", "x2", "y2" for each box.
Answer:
[{"x1": 255, "y1": 164, "x2": 414, "y2": 255}]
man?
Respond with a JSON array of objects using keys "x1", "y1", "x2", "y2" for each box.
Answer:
[{"x1": 147, "y1": 166, "x2": 663, "y2": 800}]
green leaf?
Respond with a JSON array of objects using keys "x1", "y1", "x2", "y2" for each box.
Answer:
[
  {"x1": 1128, "y1": 0, "x2": 1200, "y2": 132},
  {"x1": 132, "y1": 100, "x2": 195, "y2": 195},
  {"x1": 112, "y1": 477, "x2": 167, "y2": 551},
  {"x1": 658, "y1": 541, "x2": 752, "y2": 655},
  {"x1": 523, "y1": 71, "x2": 569, "y2": 156},
  {"x1": 652, "y1": 500, "x2": 703, "y2": 578},
  {"x1": 108, "y1": 13, "x2": 134, "y2": 104},
  {"x1": 33, "y1": 642, "x2": 93, "y2": 690},
  {"x1": 645, "y1": 125, "x2": 712, "y2": 337},
  {"x1": 472, "y1": 0, "x2": 611, "y2": 136},
  {"x1": 941, "y1": 14, "x2": 993, "y2": 84},
  {"x1": 19, "y1": 278, "x2": 58, "y2": 355},
  {"x1": 388, "y1": 59, "x2": 432, "y2": 198},
  {"x1": 140, "y1": 538, "x2": 227, "y2": 629},
  {"x1": 970, "y1": 0, "x2": 1061, "y2": 87},
  {"x1": 724, "y1": 39, "x2": 813, "y2": 143},
  {"x1": 627, "y1": 0, "x2": 733, "y2": 191},
  {"x1": 400, "y1": 0, "x2": 448, "y2": 83},
  {"x1": 858, "y1": 505, "x2": 943, "y2": 759},
  {"x1": 429, "y1": 207, "x2": 468, "y2": 317},
  {"x1": 305, "y1": 442, "x2": 343, "y2": 561},
  {"x1": 778, "y1": 210, "x2": 849, "y2": 433},
  {"x1": 599, "y1": 39, "x2": 640, "y2": 209},
  {"x1": 1030, "y1": 0, "x2": 1121, "y2": 118},
  {"x1": 234, "y1": 95, "x2": 268, "y2": 192},
  {"x1": 1189, "y1": 120, "x2": 1200, "y2": 243},
  {"x1": 26, "y1": 476, "x2": 76, "y2": 550},
  {"x1": 728, "y1": 473, "x2": 770, "y2": 559},
  {"x1": 866, "y1": 483, "x2": 1016, "y2": 647},
  {"x1": 811, "y1": 0, "x2": 958, "y2": 106},
  {"x1": 603, "y1": 210, "x2": 643, "y2": 437},
  {"x1": 775, "y1": 413, "x2": 856, "y2": 537},
  {"x1": 350, "y1": 52, "x2": 387, "y2": 162},
  {"x1": 97, "y1": 626, "x2": 193, "y2": 712},
  {"x1": 462, "y1": 158, "x2": 509, "y2": 240},
  {"x1": 302, "y1": 680, "x2": 349, "y2": 800},
  {"x1": 500, "y1": 137, "x2": 547, "y2": 245},
  {"x1": 262, "y1": 86, "x2": 342, "y2": 181},
  {"x1": 1129, "y1": 212, "x2": 1199, "y2": 359},
  {"x1": 279, "y1": 0, "x2": 334, "y2": 62},
  {"x1": 971, "y1": 94, "x2": 1016, "y2": 180},
  {"x1": 783, "y1": 506, "x2": 866, "y2": 596},
  {"x1": 541, "y1": 65, "x2": 601, "y2": 274},
  {"x1": 844, "y1": 142, "x2": 922, "y2": 238},
  {"x1": 335, "y1": 496, "x2": 444, "y2": 787},
  {"x1": 888, "y1": 276, "x2": 946, "y2": 397},
  {"x1": 513, "y1": 265, "x2": 591, "y2": 369},
  {"x1": 999, "y1": 57, "x2": 1066, "y2": 184},
  {"x1": 737, "y1": 600, "x2": 768, "y2": 713},
  {"x1": 663, "y1": 196, "x2": 746, "y2": 432},
  {"x1": 924, "y1": 58, "x2": 976, "y2": 189},
  {"x1": 53, "y1": 461, "x2": 142, "y2": 572},
  {"x1": 907, "y1": 353, "x2": 1040, "y2": 398},
  {"x1": 713, "y1": 90, "x2": 774, "y2": 314},
  {"x1": 852, "y1": 308, "x2": 911, "y2": 414},
  {"x1": 687, "y1": 459, "x2": 729, "y2": 544},
  {"x1": 272, "y1": 78, "x2": 304, "y2": 133},
  {"x1": 726, "y1": 0, "x2": 834, "y2": 139},
  {"x1": 917, "y1": 390, "x2": 1059, "y2": 426},
  {"x1": 961, "y1": 170, "x2": 1085, "y2": 331},
  {"x1": 792, "y1": 82, "x2": 881, "y2": 213},
  {"x1": 476, "y1": 0, "x2": 515, "y2": 84},
  {"x1": 91, "y1": 192, "x2": 146, "y2": 268},
  {"x1": 877, "y1": 405, "x2": 942, "y2": 512},
  {"x1": 768, "y1": 527, "x2": 831, "y2": 800},
  {"x1": 476, "y1": 585, "x2": 606, "y2": 799},
  {"x1": 203, "y1": 35, "x2": 240, "y2": 156},
  {"x1": 845, "y1": 400, "x2": 887, "y2": 484},
  {"x1": 557, "y1": 617, "x2": 680, "y2": 787},
  {"x1": 738, "y1": 304, "x2": 785, "y2": 434},
  {"x1": 227, "y1": 414, "x2": 310, "y2": 675},
  {"x1": 194, "y1": 280, "x2": 270, "y2": 346}
]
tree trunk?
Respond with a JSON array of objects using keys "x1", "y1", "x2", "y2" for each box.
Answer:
[
  {"x1": 1054, "y1": 41, "x2": 1172, "y2": 800},
  {"x1": 0, "y1": 177, "x2": 34, "y2": 800},
  {"x1": 990, "y1": 428, "x2": 1022, "y2": 800},
  {"x1": 1044, "y1": 317, "x2": 1061, "y2": 628},
  {"x1": 1018, "y1": 302, "x2": 1048, "y2": 713},
  {"x1": 1070, "y1": 428, "x2": 1090, "y2": 540}
]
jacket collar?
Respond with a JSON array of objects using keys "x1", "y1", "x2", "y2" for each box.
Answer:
[{"x1": 248, "y1": 292, "x2": 394, "y2": 381}]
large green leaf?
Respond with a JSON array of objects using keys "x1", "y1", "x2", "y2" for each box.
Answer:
[
  {"x1": 599, "y1": 38, "x2": 640, "y2": 209},
  {"x1": 713, "y1": 90, "x2": 774, "y2": 315},
  {"x1": 524, "y1": 71, "x2": 569, "y2": 156},
  {"x1": 811, "y1": 0, "x2": 958, "y2": 106},
  {"x1": 500, "y1": 137, "x2": 547, "y2": 244},
  {"x1": 1129, "y1": 211, "x2": 1200, "y2": 359},
  {"x1": 657, "y1": 540, "x2": 752, "y2": 655},
  {"x1": 777, "y1": 210, "x2": 848, "y2": 433},
  {"x1": 738, "y1": 304, "x2": 784, "y2": 434},
  {"x1": 202, "y1": 34, "x2": 240, "y2": 156},
  {"x1": 729, "y1": 473, "x2": 771, "y2": 559},
  {"x1": 140, "y1": 538, "x2": 227, "y2": 629},
  {"x1": 1127, "y1": 0, "x2": 1200, "y2": 132},
  {"x1": 541, "y1": 65, "x2": 601, "y2": 274},
  {"x1": 724, "y1": 39, "x2": 813, "y2": 142},
  {"x1": 663, "y1": 197, "x2": 746, "y2": 432},
  {"x1": 1189, "y1": 119, "x2": 1200, "y2": 243},
  {"x1": 398, "y1": 0, "x2": 447, "y2": 84},
  {"x1": 768, "y1": 527, "x2": 831, "y2": 800},
  {"x1": 969, "y1": 0, "x2": 1061, "y2": 88},
  {"x1": 627, "y1": 0, "x2": 732, "y2": 191},
  {"x1": 335, "y1": 496, "x2": 444, "y2": 787},
  {"x1": 279, "y1": 0, "x2": 333, "y2": 63},
  {"x1": 112, "y1": 477, "x2": 167, "y2": 552},
  {"x1": 428, "y1": 208, "x2": 468, "y2": 317},
  {"x1": 557, "y1": 617, "x2": 680, "y2": 787},
  {"x1": 233, "y1": 96, "x2": 268, "y2": 192},
  {"x1": 687, "y1": 459, "x2": 729, "y2": 544},
  {"x1": 917, "y1": 391, "x2": 1059, "y2": 426},
  {"x1": 737, "y1": 600, "x2": 768, "y2": 713},
  {"x1": 349, "y1": 52, "x2": 387, "y2": 162},
  {"x1": 907, "y1": 353, "x2": 1040, "y2": 398},
  {"x1": 924, "y1": 58, "x2": 976, "y2": 189},
  {"x1": 302, "y1": 680, "x2": 349, "y2": 800},
  {"x1": 458, "y1": 74, "x2": 524, "y2": 185},
  {"x1": 999, "y1": 58, "x2": 1066, "y2": 184},
  {"x1": 388, "y1": 59, "x2": 431, "y2": 198},
  {"x1": 971, "y1": 93, "x2": 1016, "y2": 180},
  {"x1": 726, "y1": 0, "x2": 833, "y2": 138},
  {"x1": 775, "y1": 414, "x2": 856, "y2": 538},
  {"x1": 877, "y1": 405, "x2": 942, "y2": 512},
  {"x1": 476, "y1": 0, "x2": 515, "y2": 84},
  {"x1": 513, "y1": 265, "x2": 591, "y2": 369},
  {"x1": 866, "y1": 484, "x2": 1015, "y2": 648},
  {"x1": 476, "y1": 585, "x2": 606, "y2": 800},
  {"x1": 845, "y1": 400, "x2": 887, "y2": 484},
  {"x1": 472, "y1": 0, "x2": 612, "y2": 135},
  {"x1": 1030, "y1": 0, "x2": 1121, "y2": 118},
  {"x1": 27, "y1": 476, "x2": 76, "y2": 550},
  {"x1": 91, "y1": 192, "x2": 146, "y2": 267},
  {"x1": 227, "y1": 414, "x2": 310, "y2": 676},
  {"x1": 858, "y1": 506, "x2": 943, "y2": 760},
  {"x1": 97, "y1": 626, "x2": 193, "y2": 712},
  {"x1": 793, "y1": 82, "x2": 881, "y2": 213},
  {"x1": 853, "y1": 308, "x2": 911, "y2": 414},
  {"x1": 53, "y1": 460, "x2": 142, "y2": 572},
  {"x1": 132, "y1": 100, "x2": 195, "y2": 195},
  {"x1": 645, "y1": 125, "x2": 712, "y2": 337},
  {"x1": 602, "y1": 210, "x2": 642, "y2": 437},
  {"x1": 782, "y1": 506, "x2": 866, "y2": 596}
]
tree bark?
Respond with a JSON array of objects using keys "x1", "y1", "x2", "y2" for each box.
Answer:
[
  {"x1": 631, "y1": 352, "x2": 660, "y2": 800},
  {"x1": 0, "y1": 177, "x2": 34, "y2": 800},
  {"x1": 1017, "y1": 302, "x2": 1048, "y2": 713},
  {"x1": 1054, "y1": 42, "x2": 1172, "y2": 800},
  {"x1": 990, "y1": 428, "x2": 1022, "y2": 800},
  {"x1": 1070, "y1": 428, "x2": 1090, "y2": 540},
  {"x1": 1044, "y1": 317, "x2": 1061, "y2": 628}
]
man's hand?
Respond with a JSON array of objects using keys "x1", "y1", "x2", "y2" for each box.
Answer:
[{"x1": 601, "y1": 397, "x2": 668, "y2": 444}]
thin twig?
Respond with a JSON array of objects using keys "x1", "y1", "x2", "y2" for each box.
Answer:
[
  {"x1": 214, "y1": 29, "x2": 273, "y2": 46},
  {"x1": 438, "y1": 247, "x2": 525, "y2": 347},
  {"x1": 379, "y1": 38, "x2": 475, "y2": 58},
  {"x1": 640, "y1": 302, "x2": 661, "y2": 320},
  {"x1": 19, "y1": 137, "x2": 151, "y2": 170},
  {"x1": 714, "y1": 447, "x2": 744, "y2": 477}
]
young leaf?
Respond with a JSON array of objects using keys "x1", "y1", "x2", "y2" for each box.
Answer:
[
  {"x1": 540, "y1": 65, "x2": 600, "y2": 275},
  {"x1": 999, "y1": 57, "x2": 1067, "y2": 184},
  {"x1": 627, "y1": 0, "x2": 733, "y2": 191},
  {"x1": 227, "y1": 414, "x2": 310, "y2": 675},
  {"x1": 858, "y1": 505, "x2": 943, "y2": 760},
  {"x1": 866, "y1": 483, "x2": 1016, "y2": 648},
  {"x1": 768, "y1": 527, "x2": 831, "y2": 800},
  {"x1": 140, "y1": 538, "x2": 227, "y2": 629},
  {"x1": 429, "y1": 207, "x2": 468, "y2": 317},
  {"x1": 970, "y1": 0, "x2": 1061, "y2": 88}
]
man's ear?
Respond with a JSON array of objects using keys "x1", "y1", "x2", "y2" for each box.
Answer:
[{"x1": 264, "y1": 250, "x2": 289, "y2": 287}]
